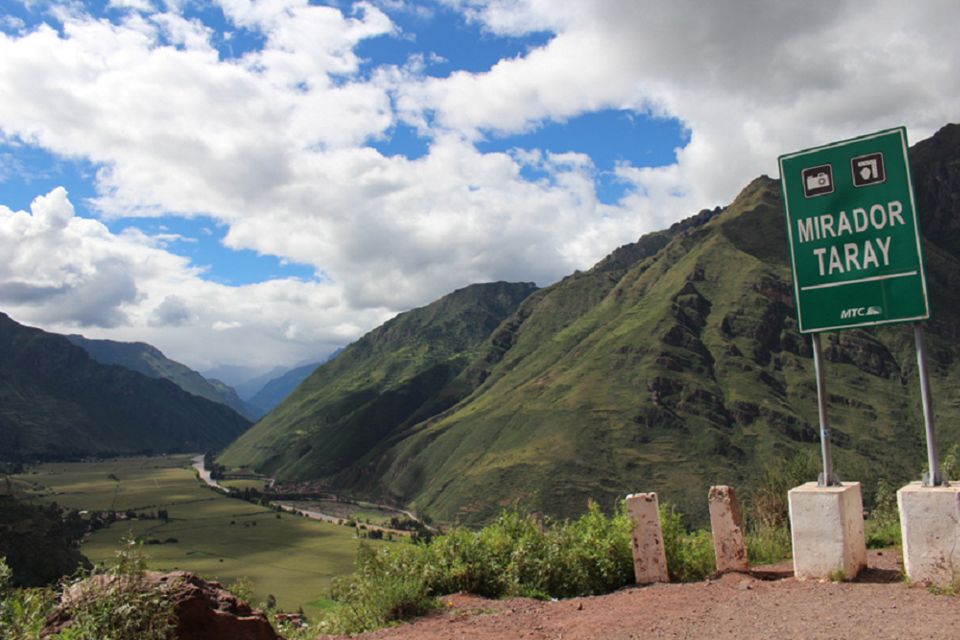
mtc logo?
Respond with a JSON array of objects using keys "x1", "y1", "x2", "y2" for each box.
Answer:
[{"x1": 840, "y1": 306, "x2": 882, "y2": 320}]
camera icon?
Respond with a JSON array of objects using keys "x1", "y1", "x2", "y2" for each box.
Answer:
[
  {"x1": 807, "y1": 173, "x2": 829, "y2": 189},
  {"x1": 801, "y1": 164, "x2": 834, "y2": 198}
]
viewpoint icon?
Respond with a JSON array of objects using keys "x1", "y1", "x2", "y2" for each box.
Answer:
[
  {"x1": 852, "y1": 152, "x2": 886, "y2": 187},
  {"x1": 801, "y1": 164, "x2": 834, "y2": 198}
]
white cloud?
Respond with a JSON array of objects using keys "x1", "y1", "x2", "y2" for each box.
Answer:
[
  {"x1": 407, "y1": 0, "x2": 960, "y2": 209},
  {"x1": 0, "y1": 188, "x2": 393, "y2": 368},
  {"x1": 0, "y1": 0, "x2": 958, "y2": 369}
]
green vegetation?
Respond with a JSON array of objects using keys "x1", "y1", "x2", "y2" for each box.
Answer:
[
  {"x1": 0, "y1": 314, "x2": 251, "y2": 461},
  {"x1": 865, "y1": 479, "x2": 901, "y2": 549},
  {"x1": 12, "y1": 456, "x2": 368, "y2": 618},
  {"x1": 66, "y1": 334, "x2": 257, "y2": 420},
  {"x1": 218, "y1": 281, "x2": 539, "y2": 480},
  {"x1": 293, "y1": 502, "x2": 718, "y2": 635},
  {"x1": 219, "y1": 478, "x2": 269, "y2": 492},
  {"x1": 218, "y1": 125, "x2": 960, "y2": 528},
  {"x1": 2, "y1": 454, "x2": 834, "y2": 639},
  {"x1": 0, "y1": 495, "x2": 89, "y2": 587},
  {"x1": 1, "y1": 555, "x2": 56, "y2": 640},
  {"x1": 1, "y1": 539, "x2": 176, "y2": 640},
  {"x1": 659, "y1": 503, "x2": 715, "y2": 582}
]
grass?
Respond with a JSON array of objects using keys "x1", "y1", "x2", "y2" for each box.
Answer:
[
  {"x1": 281, "y1": 499, "x2": 400, "y2": 525},
  {"x1": 303, "y1": 502, "x2": 719, "y2": 635},
  {"x1": 219, "y1": 479, "x2": 269, "y2": 492},
  {"x1": 12, "y1": 455, "x2": 370, "y2": 618}
]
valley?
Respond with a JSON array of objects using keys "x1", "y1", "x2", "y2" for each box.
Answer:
[{"x1": 9, "y1": 455, "x2": 381, "y2": 618}]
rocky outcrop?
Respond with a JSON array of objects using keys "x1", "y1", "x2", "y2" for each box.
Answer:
[{"x1": 42, "y1": 571, "x2": 278, "y2": 640}]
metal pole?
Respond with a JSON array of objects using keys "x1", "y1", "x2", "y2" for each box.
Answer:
[
  {"x1": 914, "y1": 323, "x2": 942, "y2": 486},
  {"x1": 811, "y1": 333, "x2": 838, "y2": 486}
]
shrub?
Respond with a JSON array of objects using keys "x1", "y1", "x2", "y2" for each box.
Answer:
[
  {"x1": 744, "y1": 523, "x2": 791, "y2": 565},
  {"x1": 323, "y1": 543, "x2": 436, "y2": 635},
  {"x1": 50, "y1": 535, "x2": 176, "y2": 640},
  {"x1": 738, "y1": 453, "x2": 819, "y2": 566},
  {"x1": 318, "y1": 503, "x2": 636, "y2": 634},
  {"x1": 865, "y1": 479, "x2": 901, "y2": 549},
  {"x1": 746, "y1": 452, "x2": 818, "y2": 530},
  {"x1": 0, "y1": 559, "x2": 56, "y2": 640},
  {"x1": 659, "y1": 503, "x2": 715, "y2": 582}
]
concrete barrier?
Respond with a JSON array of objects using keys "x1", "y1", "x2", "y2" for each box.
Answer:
[
  {"x1": 898, "y1": 482, "x2": 960, "y2": 585},
  {"x1": 625, "y1": 492, "x2": 669, "y2": 584},
  {"x1": 708, "y1": 485, "x2": 748, "y2": 572},
  {"x1": 788, "y1": 481, "x2": 866, "y2": 579}
]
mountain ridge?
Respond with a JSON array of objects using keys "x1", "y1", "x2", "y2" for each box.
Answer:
[
  {"x1": 218, "y1": 281, "x2": 539, "y2": 478},
  {"x1": 65, "y1": 334, "x2": 259, "y2": 420},
  {"x1": 0, "y1": 313, "x2": 252, "y2": 460},
  {"x1": 228, "y1": 124, "x2": 960, "y2": 525}
]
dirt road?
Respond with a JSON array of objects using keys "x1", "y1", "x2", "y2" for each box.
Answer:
[{"x1": 320, "y1": 551, "x2": 960, "y2": 640}]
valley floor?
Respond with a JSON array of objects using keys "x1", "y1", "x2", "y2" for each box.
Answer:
[{"x1": 320, "y1": 550, "x2": 959, "y2": 640}]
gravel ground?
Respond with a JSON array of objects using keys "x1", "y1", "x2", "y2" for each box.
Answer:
[{"x1": 318, "y1": 550, "x2": 960, "y2": 640}]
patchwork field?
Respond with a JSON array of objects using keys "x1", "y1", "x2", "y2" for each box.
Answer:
[{"x1": 11, "y1": 455, "x2": 371, "y2": 617}]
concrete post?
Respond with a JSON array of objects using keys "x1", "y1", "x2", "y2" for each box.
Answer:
[
  {"x1": 625, "y1": 492, "x2": 669, "y2": 584},
  {"x1": 898, "y1": 482, "x2": 960, "y2": 585},
  {"x1": 708, "y1": 485, "x2": 748, "y2": 573},
  {"x1": 788, "y1": 481, "x2": 866, "y2": 580}
]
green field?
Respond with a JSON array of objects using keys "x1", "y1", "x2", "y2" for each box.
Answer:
[
  {"x1": 220, "y1": 478, "x2": 270, "y2": 491},
  {"x1": 11, "y1": 455, "x2": 369, "y2": 617}
]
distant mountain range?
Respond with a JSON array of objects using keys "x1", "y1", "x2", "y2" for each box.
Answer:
[
  {"x1": 247, "y1": 359, "x2": 327, "y2": 417},
  {"x1": 219, "y1": 124, "x2": 960, "y2": 525},
  {"x1": 66, "y1": 335, "x2": 259, "y2": 420},
  {"x1": 0, "y1": 314, "x2": 251, "y2": 460}
]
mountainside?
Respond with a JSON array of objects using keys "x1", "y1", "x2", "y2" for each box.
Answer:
[
  {"x1": 200, "y1": 364, "x2": 288, "y2": 398},
  {"x1": 0, "y1": 314, "x2": 252, "y2": 460},
  {"x1": 217, "y1": 281, "x2": 539, "y2": 478},
  {"x1": 220, "y1": 124, "x2": 960, "y2": 525},
  {"x1": 247, "y1": 360, "x2": 323, "y2": 417},
  {"x1": 66, "y1": 335, "x2": 258, "y2": 420}
]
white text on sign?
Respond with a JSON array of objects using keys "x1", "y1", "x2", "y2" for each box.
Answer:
[{"x1": 795, "y1": 200, "x2": 905, "y2": 276}]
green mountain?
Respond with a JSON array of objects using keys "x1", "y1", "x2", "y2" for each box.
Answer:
[
  {"x1": 221, "y1": 124, "x2": 960, "y2": 525},
  {"x1": 0, "y1": 313, "x2": 252, "y2": 460},
  {"x1": 217, "y1": 281, "x2": 539, "y2": 478},
  {"x1": 66, "y1": 335, "x2": 258, "y2": 420}
]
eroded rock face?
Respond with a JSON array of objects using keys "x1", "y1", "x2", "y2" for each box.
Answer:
[{"x1": 42, "y1": 571, "x2": 278, "y2": 640}]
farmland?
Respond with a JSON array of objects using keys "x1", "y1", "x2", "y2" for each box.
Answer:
[{"x1": 10, "y1": 455, "x2": 371, "y2": 616}]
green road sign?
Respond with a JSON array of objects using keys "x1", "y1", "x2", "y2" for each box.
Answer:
[{"x1": 779, "y1": 127, "x2": 929, "y2": 333}]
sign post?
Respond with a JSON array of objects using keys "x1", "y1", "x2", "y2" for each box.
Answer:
[{"x1": 779, "y1": 126, "x2": 935, "y2": 485}]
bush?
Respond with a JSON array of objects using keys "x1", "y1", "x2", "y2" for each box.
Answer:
[
  {"x1": 323, "y1": 543, "x2": 436, "y2": 635},
  {"x1": 865, "y1": 479, "x2": 901, "y2": 549},
  {"x1": 746, "y1": 452, "x2": 818, "y2": 530},
  {"x1": 738, "y1": 453, "x2": 819, "y2": 566},
  {"x1": 659, "y1": 503, "x2": 715, "y2": 582},
  {"x1": 1, "y1": 538, "x2": 177, "y2": 640},
  {"x1": 0, "y1": 557, "x2": 56, "y2": 640},
  {"x1": 318, "y1": 503, "x2": 635, "y2": 634},
  {"x1": 51, "y1": 536, "x2": 176, "y2": 640},
  {"x1": 744, "y1": 523, "x2": 791, "y2": 565}
]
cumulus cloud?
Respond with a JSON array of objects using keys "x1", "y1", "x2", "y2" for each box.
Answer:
[
  {"x1": 0, "y1": 0, "x2": 958, "y2": 368},
  {"x1": 0, "y1": 188, "x2": 393, "y2": 368},
  {"x1": 412, "y1": 0, "x2": 960, "y2": 205}
]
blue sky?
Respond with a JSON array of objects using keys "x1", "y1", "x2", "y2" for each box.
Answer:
[
  {"x1": 0, "y1": 0, "x2": 684, "y2": 286},
  {"x1": 0, "y1": 0, "x2": 957, "y2": 369}
]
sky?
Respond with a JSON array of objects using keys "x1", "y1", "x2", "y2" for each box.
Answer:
[{"x1": 1, "y1": 0, "x2": 959, "y2": 374}]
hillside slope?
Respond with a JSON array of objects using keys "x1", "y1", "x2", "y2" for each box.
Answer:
[
  {"x1": 0, "y1": 314, "x2": 252, "y2": 460},
  {"x1": 222, "y1": 124, "x2": 960, "y2": 525},
  {"x1": 218, "y1": 281, "x2": 538, "y2": 478},
  {"x1": 66, "y1": 335, "x2": 258, "y2": 420}
]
